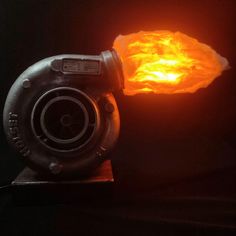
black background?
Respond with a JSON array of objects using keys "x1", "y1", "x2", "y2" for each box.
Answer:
[{"x1": 0, "y1": 0, "x2": 236, "y2": 235}]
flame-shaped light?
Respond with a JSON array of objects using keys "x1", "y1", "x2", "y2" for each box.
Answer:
[{"x1": 113, "y1": 31, "x2": 229, "y2": 95}]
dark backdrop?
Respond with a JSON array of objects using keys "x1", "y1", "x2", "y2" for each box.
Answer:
[{"x1": 0, "y1": 0, "x2": 236, "y2": 234}]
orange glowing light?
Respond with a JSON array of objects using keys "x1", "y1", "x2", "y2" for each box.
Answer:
[{"x1": 113, "y1": 31, "x2": 229, "y2": 95}]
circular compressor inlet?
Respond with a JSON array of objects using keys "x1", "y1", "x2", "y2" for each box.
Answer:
[
  {"x1": 40, "y1": 96, "x2": 89, "y2": 144},
  {"x1": 31, "y1": 87, "x2": 99, "y2": 152}
]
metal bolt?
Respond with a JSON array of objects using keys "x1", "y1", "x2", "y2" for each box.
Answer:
[
  {"x1": 49, "y1": 162, "x2": 62, "y2": 174},
  {"x1": 22, "y1": 79, "x2": 31, "y2": 88},
  {"x1": 104, "y1": 102, "x2": 114, "y2": 113}
]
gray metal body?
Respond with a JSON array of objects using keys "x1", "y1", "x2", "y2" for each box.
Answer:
[{"x1": 3, "y1": 50, "x2": 123, "y2": 176}]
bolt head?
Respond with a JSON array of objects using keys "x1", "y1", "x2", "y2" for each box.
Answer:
[
  {"x1": 104, "y1": 102, "x2": 114, "y2": 113},
  {"x1": 49, "y1": 162, "x2": 62, "y2": 174},
  {"x1": 22, "y1": 79, "x2": 31, "y2": 88}
]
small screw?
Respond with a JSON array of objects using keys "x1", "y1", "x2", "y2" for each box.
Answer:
[
  {"x1": 104, "y1": 102, "x2": 114, "y2": 113},
  {"x1": 49, "y1": 162, "x2": 62, "y2": 174},
  {"x1": 22, "y1": 79, "x2": 31, "y2": 88}
]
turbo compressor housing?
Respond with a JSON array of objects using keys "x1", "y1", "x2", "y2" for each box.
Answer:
[{"x1": 3, "y1": 50, "x2": 123, "y2": 176}]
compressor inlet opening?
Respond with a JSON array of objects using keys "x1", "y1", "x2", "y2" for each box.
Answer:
[{"x1": 31, "y1": 87, "x2": 99, "y2": 152}]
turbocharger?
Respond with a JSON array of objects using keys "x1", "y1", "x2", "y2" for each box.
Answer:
[{"x1": 3, "y1": 50, "x2": 123, "y2": 176}]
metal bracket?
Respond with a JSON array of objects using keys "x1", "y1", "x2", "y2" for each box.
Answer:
[{"x1": 11, "y1": 160, "x2": 114, "y2": 205}]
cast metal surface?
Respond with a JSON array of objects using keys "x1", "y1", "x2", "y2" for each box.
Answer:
[{"x1": 3, "y1": 50, "x2": 123, "y2": 176}]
